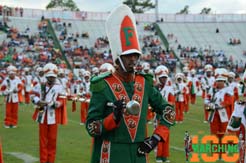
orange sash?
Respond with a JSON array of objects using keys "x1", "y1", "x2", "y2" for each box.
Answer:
[{"x1": 104, "y1": 74, "x2": 145, "y2": 142}]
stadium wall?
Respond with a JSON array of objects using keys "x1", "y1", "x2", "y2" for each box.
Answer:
[{"x1": 16, "y1": 8, "x2": 246, "y2": 22}]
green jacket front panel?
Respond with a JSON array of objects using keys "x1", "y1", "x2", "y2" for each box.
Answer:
[{"x1": 86, "y1": 74, "x2": 171, "y2": 143}]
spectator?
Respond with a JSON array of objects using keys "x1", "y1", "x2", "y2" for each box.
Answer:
[{"x1": 216, "y1": 28, "x2": 219, "y2": 33}]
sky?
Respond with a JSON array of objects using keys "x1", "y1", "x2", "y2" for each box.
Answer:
[{"x1": 1, "y1": 0, "x2": 246, "y2": 14}]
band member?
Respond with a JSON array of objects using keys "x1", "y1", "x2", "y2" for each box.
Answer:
[
  {"x1": 1, "y1": 65, "x2": 23, "y2": 128},
  {"x1": 80, "y1": 70, "x2": 91, "y2": 125},
  {"x1": 78, "y1": 69, "x2": 85, "y2": 82},
  {"x1": 227, "y1": 100, "x2": 246, "y2": 163},
  {"x1": 183, "y1": 66, "x2": 192, "y2": 113},
  {"x1": 57, "y1": 69, "x2": 69, "y2": 96},
  {"x1": 174, "y1": 73, "x2": 187, "y2": 123},
  {"x1": 142, "y1": 62, "x2": 151, "y2": 74},
  {"x1": 57, "y1": 68, "x2": 69, "y2": 115},
  {"x1": 31, "y1": 63, "x2": 67, "y2": 163},
  {"x1": 190, "y1": 69, "x2": 200, "y2": 104},
  {"x1": 86, "y1": 5, "x2": 175, "y2": 163},
  {"x1": 69, "y1": 76, "x2": 80, "y2": 95},
  {"x1": 142, "y1": 62, "x2": 155, "y2": 124},
  {"x1": 205, "y1": 68, "x2": 232, "y2": 159},
  {"x1": 99, "y1": 63, "x2": 115, "y2": 74},
  {"x1": 92, "y1": 67, "x2": 99, "y2": 76},
  {"x1": 155, "y1": 65, "x2": 175, "y2": 163},
  {"x1": 21, "y1": 67, "x2": 33, "y2": 104},
  {"x1": 227, "y1": 71, "x2": 239, "y2": 117},
  {"x1": 227, "y1": 73, "x2": 245, "y2": 163},
  {"x1": 201, "y1": 64, "x2": 215, "y2": 123},
  {"x1": 33, "y1": 67, "x2": 46, "y2": 87}
]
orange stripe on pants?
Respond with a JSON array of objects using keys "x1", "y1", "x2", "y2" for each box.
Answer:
[
  {"x1": 175, "y1": 101, "x2": 184, "y2": 121},
  {"x1": 80, "y1": 102, "x2": 89, "y2": 123},
  {"x1": 184, "y1": 94, "x2": 190, "y2": 113},
  {"x1": 209, "y1": 112, "x2": 228, "y2": 137},
  {"x1": 190, "y1": 94, "x2": 196, "y2": 104},
  {"x1": 24, "y1": 92, "x2": 30, "y2": 104},
  {"x1": 209, "y1": 111, "x2": 228, "y2": 159},
  {"x1": 157, "y1": 131, "x2": 169, "y2": 158},
  {"x1": 4, "y1": 102, "x2": 19, "y2": 126},
  {"x1": 39, "y1": 116, "x2": 58, "y2": 163}
]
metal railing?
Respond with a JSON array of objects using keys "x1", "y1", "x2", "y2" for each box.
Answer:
[{"x1": 4, "y1": 8, "x2": 246, "y2": 22}]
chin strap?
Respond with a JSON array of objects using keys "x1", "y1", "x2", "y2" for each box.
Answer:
[{"x1": 118, "y1": 57, "x2": 127, "y2": 72}]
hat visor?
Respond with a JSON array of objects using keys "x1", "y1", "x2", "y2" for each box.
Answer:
[
  {"x1": 159, "y1": 74, "x2": 168, "y2": 78},
  {"x1": 122, "y1": 49, "x2": 141, "y2": 56},
  {"x1": 216, "y1": 77, "x2": 226, "y2": 81},
  {"x1": 46, "y1": 74, "x2": 57, "y2": 78},
  {"x1": 8, "y1": 71, "x2": 16, "y2": 74}
]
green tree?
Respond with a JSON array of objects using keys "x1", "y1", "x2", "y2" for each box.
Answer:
[
  {"x1": 46, "y1": 0, "x2": 79, "y2": 11},
  {"x1": 177, "y1": 5, "x2": 189, "y2": 14},
  {"x1": 123, "y1": 0, "x2": 155, "y2": 13},
  {"x1": 200, "y1": 7, "x2": 212, "y2": 14}
]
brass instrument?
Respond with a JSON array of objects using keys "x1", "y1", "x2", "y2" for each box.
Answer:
[
  {"x1": 126, "y1": 100, "x2": 140, "y2": 115},
  {"x1": 107, "y1": 100, "x2": 140, "y2": 116}
]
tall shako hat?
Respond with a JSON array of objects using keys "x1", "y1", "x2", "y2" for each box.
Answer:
[{"x1": 106, "y1": 4, "x2": 141, "y2": 72}]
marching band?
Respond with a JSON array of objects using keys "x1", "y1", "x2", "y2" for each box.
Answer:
[{"x1": 0, "y1": 61, "x2": 246, "y2": 162}]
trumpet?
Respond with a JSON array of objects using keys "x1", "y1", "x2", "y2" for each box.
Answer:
[{"x1": 205, "y1": 103, "x2": 223, "y2": 111}]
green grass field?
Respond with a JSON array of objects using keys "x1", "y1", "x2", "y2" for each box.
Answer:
[{"x1": 0, "y1": 97, "x2": 231, "y2": 163}]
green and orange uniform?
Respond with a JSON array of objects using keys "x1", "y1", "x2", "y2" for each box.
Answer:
[{"x1": 86, "y1": 72, "x2": 175, "y2": 163}]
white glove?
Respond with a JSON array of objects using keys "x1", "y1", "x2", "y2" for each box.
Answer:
[
  {"x1": 54, "y1": 101, "x2": 62, "y2": 108},
  {"x1": 207, "y1": 103, "x2": 215, "y2": 110},
  {"x1": 48, "y1": 101, "x2": 61, "y2": 109},
  {"x1": 13, "y1": 88, "x2": 18, "y2": 93}
]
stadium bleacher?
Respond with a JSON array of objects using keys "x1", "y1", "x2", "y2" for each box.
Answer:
[
  {"x1": 0, "y1": 14, "x2": 246, "y2": 76},
  {"x1": 158, "y1": 22, "x2": 246, "y2": 63}
]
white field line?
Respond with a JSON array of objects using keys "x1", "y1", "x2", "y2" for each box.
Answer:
[
  {"x1": 5, "y1": 152, "x2": 39, "y2": 163},
  {"x1": 68, "y1": 119, "x2": 80, "y2": 124},
  {"x1": 170, "y1": 146, "x2": 185, "y2": 152}
]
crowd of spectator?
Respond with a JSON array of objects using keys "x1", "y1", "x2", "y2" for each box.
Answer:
[
  {"x1": 141, "y1": 24, "x2": 177, "y2": 74},
  {"x1": 228, "y1": 38, "x2": 241, "y2": 45},
  {"x1": 1, "y1": 17, "x2": 245, "y2": 80},
  {"x1": 51, "y1": 20, "x2": 178, "y2": 75},
  {"x1": 177, "y1": 44, "x2": 245, "y2": 75},
  {"x1": 0, "y1": 17, "x2": 66, "y2": 74},
  {"x1": 0, "y1": 5, "x2": 23, "y2": 17},
  {"x1": 164, "y1": 28, "x2": 246, "y2": 76}
]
